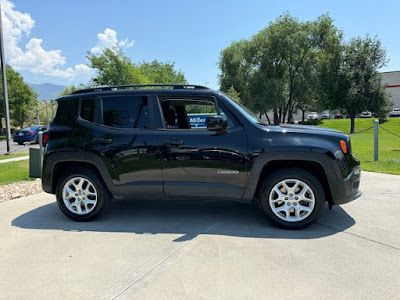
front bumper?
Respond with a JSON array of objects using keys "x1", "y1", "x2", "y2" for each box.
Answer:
[{"x1": 331, "y1": 166, "x2": 362, "y2": 205}]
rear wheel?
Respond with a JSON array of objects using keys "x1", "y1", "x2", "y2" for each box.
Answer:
[
  {"x1": 56, "y1": 168, "x2": 109, "y2": 221},
  {"x1": 257, "y1": 168, "x2": 325, "y2": 229}
]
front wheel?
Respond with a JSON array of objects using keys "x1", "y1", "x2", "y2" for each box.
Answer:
[
  {"x1": 56, "y1": 168, "x2": 109, "y2": 221},
  {"x1": 257, "y1": 169, "x2": 325, "y2": 229}
]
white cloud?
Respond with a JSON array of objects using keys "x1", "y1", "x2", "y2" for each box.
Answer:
[
  {"x1": 1, "y1": 0, "x2": 133, "y2": 80},
  {"x1": 118, "y1": 38, "x2": 134, "y2": 48},
  {"x1": 1, "y1": 0, "x2": 92, "y2": 79},
  {"x1": 9, "y1": 38, "x2": 93, "y2": 78},
  {"x1": 90, "y1": 28, "x2": 134, "y2": 54}
]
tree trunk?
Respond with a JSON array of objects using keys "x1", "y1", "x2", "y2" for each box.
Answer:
[
  {"x1": 302, "y1": 109, "x2": 305, "y2": 122},
  {"x1": 264, "y1": 111, "x2": 271, "y2": 125},
  {"x1": 282, "y1": 104, "x2": 287, "y2": 124},
  {"x1": 274, "y1": 108, "x2": 279, "y2": 125},
  {"x1": 350, "y1": 116, "x2": 355, "y2": 134}
]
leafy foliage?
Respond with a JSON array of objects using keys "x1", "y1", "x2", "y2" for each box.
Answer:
[
  {"x1": 138, "y1": 60, "x2": 187, "y2": 84},
  {"x1": 58, "y1": 84, "x2": 89, "y2": 97},
  {"x1": 87, "y1": 48, "x2": 187, "y2": 87},
  {"x1": 219, "y1": 13, "x2": 390, "y2": 132},
  {"x1": 87, "y1": 48, "x2": 147, "y2": 86},
  {"x1": 319, "y1": 36, "x2": 391, "y2": 133},
  {"x1": 219, "y1": 13, "x2": 341, "y2": 124},
  {"x1": 0, "y1": 66, "x2": 38, "y2": 128},
  {"x1": 225, "y1": 86, "x2": 241, "y2": 103},
  {"x1": 37, "y1": 100, "x2": 57, "y2": 125}
]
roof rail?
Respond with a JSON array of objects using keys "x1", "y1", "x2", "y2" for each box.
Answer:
[{"x1": 71, "y1": 84, "x2": 210, "y2": 95}]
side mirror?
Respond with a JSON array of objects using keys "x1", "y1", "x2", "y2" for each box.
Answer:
[{"x1": 206, "y1": 115, "x2": 228, "y2": 135}]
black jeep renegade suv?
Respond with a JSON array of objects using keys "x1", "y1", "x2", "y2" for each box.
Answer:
[{"x1": 42, "y1": 84, "x2": 361, "y2": 229}]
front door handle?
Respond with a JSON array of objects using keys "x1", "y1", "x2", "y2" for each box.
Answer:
[{"x1": 93, "y1": 138, "x2": 113, "y2": 145}]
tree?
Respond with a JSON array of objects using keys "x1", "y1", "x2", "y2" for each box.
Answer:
[
  {"x1": 225, "y1": 86, "x2": 241, "y2": 103},
  {"x1": 219, "y1": 40, "x2": 253, "y2": 106},
  {"x1": 320, "y1": 36, "x2": 391, "y2": 133},
  {"x1": 87, "y1": 48, "x2": 188, "y2": 86},
  {"x1": 59, "y1": 84, "x2": 88, "y2": 97},
  {"x1": 138, "y1": 60, "x2": 187, "y2": 84},
  {"x1": 219, "y1": 13, "x2": 341, "y2": 124},
  {"x1": 59, "y1": 84, "x2": 85, "y2": 97},
  {"x1": 88, "y1": 48, "x2": 147, "y2": 86},
  {"x1": 0, "y1": 66, "x2": 38, "y2": 128},
  {"x1": 37, "y1": 100, "x2": 57, "y2": 125}
]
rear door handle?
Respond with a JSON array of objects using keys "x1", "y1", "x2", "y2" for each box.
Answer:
[
  {"x1": 163, "y1": 138, "x2": 184, "y2": 146},
  {"x1": 93, "y1": 138, "x2": 113, "y2": 145}
]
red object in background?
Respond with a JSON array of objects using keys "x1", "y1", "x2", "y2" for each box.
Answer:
[{"x1": 335, "y1": 113, "x2": 344, "y2": 119}]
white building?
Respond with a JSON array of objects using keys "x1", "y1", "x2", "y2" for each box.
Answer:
[{"x1": 381, "y1": 71, "x2": 400, "y2": 108}]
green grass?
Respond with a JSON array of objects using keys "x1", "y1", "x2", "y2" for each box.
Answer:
[
  {"x1": 318, "y1": 118, "x2": 400, "y2": 175},
  {"x1": 0, "y1": 160, "x2": 33, "y2": 185},
  {"x1": 0, "y1": 151, "x2": 29, "y2": 160},
  {"x1": 0, "y1": 135, "x2": 5, "y2": 140}
]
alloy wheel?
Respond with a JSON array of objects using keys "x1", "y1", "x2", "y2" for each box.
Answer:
[
  {"x1": 269, "y1": 179, "x2": 315, "y2": 222},
  {"x1": 62, "y1": 177, "x2": 98, "y2": 215}
]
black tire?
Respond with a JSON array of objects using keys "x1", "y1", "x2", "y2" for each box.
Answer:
[
  {"x1": 256, "y1": 168, "x2": 325, "y2": 229},
  {"x1": 55, "y1": 168, "x2": 109, "y2": 221},
  {"x1": 18, "y1": 142, "x2": 23, "y2": 145}
]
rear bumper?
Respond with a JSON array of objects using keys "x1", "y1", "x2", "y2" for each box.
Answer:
[
  {"x1": 331, "y1": 166, "x2": 362, "y2": 205},
  {"x1": 13, "y1": 135, "x2": 37, "y2": 143}
]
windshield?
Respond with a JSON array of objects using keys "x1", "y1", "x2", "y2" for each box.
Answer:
[{"x1": 220, "y1": 93, "x2": 264, "y2": 125}]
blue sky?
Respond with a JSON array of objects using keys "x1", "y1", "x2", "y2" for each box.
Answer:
[{"x1": 4, "y1": 0, "x2": 400, "y2": 89}]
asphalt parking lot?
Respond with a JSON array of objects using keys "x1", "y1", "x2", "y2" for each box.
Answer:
[
  {"x1": 0, "y1": 171, "x2": 399, "y2": 299},
  {"x1": 0, "y1": 140, "x2": 39, "y2": 154}
]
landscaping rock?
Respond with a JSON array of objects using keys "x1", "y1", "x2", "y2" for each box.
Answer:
[
  {"x1": 0, "y1": 179, "x2": 43, "y2": 202},
  {"x1": 11, "y1": 193, "x2": 22, "y2": 199}
]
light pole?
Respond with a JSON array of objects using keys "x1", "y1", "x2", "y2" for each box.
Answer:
[{"x1": 0, "y1": 4, "x2": 11, "y2": 153}]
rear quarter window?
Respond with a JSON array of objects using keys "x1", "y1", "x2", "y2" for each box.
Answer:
[
  {"x1": 80, "y1": 98, "x2": 95, "y2": 122},
  {"x1": 53, "y1": 99, "x2": 78, "y2": 126}
]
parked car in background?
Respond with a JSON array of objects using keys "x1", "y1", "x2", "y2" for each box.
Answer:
[
  {"x1": 13, "y1": 125, "x2": 47, "y2": 145},
  {"x1": 307, "y1": 112, "x2": 319, "y2": 120},
  {"x1": 388, "y1": 108, "x2": 400, "y2": 117},
  {"x1": 359, "y1": 111, "x2": 372, "y2": 118},
  {"x1": 321, "y1": 111, "x2": 330, "y2": 119},
  {"x1": 334, "y1": 113, "x2": 344, "y2": 119}
]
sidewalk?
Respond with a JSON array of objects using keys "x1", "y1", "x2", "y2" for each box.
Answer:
[{"x1": 0, "y1": 156, "x2": 29, "y2": 164}]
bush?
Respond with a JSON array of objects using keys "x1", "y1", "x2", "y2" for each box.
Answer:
[{"x1": 298, "y1": 120, "x2": 322, "y2": 125}]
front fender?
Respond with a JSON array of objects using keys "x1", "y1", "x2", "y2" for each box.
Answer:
[{"x1": 243, "y1": 150, "x2": 341, "y2": 200}]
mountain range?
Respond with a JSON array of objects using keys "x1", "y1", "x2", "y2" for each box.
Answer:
[{"x1": 28, "y1": 83, "x2": 66, "y2": 101}]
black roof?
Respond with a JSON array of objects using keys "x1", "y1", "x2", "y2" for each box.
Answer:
[{"x1": 71, "y1": 84, "x2": 211, "y2": 95}]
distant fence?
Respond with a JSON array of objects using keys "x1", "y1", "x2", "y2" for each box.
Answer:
[{"x1": 350, "y1": 119, "x2": 400, "y2": 161}]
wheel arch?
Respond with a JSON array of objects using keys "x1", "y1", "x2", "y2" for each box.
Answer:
[
  {"x1": 43, "y1": 151, "x2": 115, "y2": 194},
  {"x1": 52, "y1": 161, "x2": 106, "y2": 194},
  {"x1": 244, "y1": 152, "x2": 338, "y2": 205}
]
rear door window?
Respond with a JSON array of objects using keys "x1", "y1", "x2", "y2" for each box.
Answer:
[{"x1": 102, "y1": 96, "x2": 149, "y2": 129}]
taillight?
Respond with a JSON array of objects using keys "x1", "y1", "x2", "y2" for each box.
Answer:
[{"x1": 42, "y1": 132, "x2": 49, "y2": 146}]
